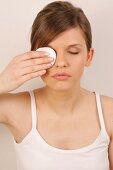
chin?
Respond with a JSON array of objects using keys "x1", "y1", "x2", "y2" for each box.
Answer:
[{"x1": 46, "y1": 82, "x2": 74, "y2": 91}]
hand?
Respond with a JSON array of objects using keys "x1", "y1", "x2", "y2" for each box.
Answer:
[{"x1": 0, "y1": 51, "x2": 53, "y2": 93}]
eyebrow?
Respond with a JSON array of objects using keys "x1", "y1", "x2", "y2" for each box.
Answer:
[
  {"x1": 48, "y1": 44, "x2": 83, "y2": 49},
  {"x1": 68, "y1": 44, "x2": 83, "y2": 47}
]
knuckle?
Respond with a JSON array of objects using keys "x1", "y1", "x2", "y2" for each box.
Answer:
[
  {"x1": 13, "y1": 57, "x2": 20, "y2": 65},
  {"x1": 13, "y1": 55, "x2": 21, "y2": 62},
  {"x1": 12, "y1": 61, "x2": 20, "y2": 69},
  {"x1": 26, "y1": 51, "x2": 33, "y2": 58}
]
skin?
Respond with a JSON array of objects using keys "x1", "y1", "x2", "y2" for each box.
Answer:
[
  {"x1": 34, "y1": 27, "x2": 113, "y2": 168},
  {"x1": 39, "y1": 27, "x2": 94, "y2": 116},
  {"x1": 0, "y1": 27, "x2": 113, "y2": 168}
]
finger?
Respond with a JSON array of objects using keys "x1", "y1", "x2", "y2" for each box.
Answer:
[
  {"x1": 16, "y1": 51, "x2": 49, "y2": 61},
  {"x1": 19, "y1": 56, "x2": 53, "y2": 68},
  {"x1": 18, "y1": 63, "x2": 52, "y2": 76},
  {"x1": 20, "y1": 70, "x2": 46, "y2": 82}
]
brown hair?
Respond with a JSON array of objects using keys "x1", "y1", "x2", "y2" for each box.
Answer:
[{"x1": 30, "y1": 1, "x2": 92, "y2": 52}]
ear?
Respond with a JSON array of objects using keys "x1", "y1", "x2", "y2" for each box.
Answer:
[{"x1": 85, "y1": 48, "x2": 94, "y2": 67}]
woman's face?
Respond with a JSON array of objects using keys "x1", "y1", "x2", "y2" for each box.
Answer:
[{"x1": 41, "y1": 27, "x2": 94, "y2": 91}]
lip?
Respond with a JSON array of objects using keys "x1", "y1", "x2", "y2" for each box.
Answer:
[{"x1": 51, "y1": 73, "x2": 71, "y2": 80}]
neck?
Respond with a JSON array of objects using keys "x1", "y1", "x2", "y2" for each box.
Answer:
[{"x1": 42, "y1": 85, "x2": 84, "y2": 116}]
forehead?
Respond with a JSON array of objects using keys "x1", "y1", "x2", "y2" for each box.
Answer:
[{"x1": 48, "y1": 27, "x2": 86, "y2": 47}]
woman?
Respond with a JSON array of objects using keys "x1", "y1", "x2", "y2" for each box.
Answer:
[{"x1": 0, "y1": 1, "x2": 113, "y2": 169}]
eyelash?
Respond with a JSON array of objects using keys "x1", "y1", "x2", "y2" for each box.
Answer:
[{"x1": 69, "y1": 52, "x2": 79, "y2": 55}]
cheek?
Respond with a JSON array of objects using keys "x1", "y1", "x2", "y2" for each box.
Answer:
[
  {"x1": 71, "y1": 58, "x2": 86, "y2": 79},
  {"x1": 72, "y1": 57, "x2": 86, "y2": 70}
]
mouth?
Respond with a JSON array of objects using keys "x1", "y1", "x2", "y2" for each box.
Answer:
[{"x1": 51, "y1": 73, "x2": 71, "y2": 80}]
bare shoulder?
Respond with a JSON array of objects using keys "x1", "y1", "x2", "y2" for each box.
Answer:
[
  {"x1": 0, "y1": 91, "x2": 30, "y2": 125},
  {"x1": 100, "y1": 94, "x2": 113, "y2": 138}
]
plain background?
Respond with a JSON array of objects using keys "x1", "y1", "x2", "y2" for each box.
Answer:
[{"x1": 0, "y1": 0, "x2": 113, "y2": 169}]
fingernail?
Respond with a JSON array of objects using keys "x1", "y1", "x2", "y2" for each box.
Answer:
[
  {"x1": 42, "y1": 52, "x2": 50, "y2": 56},
  {"x1": 36, "y1": 52, "x2": 49, "y2": 56},
  {"x1": 36, "y1": 50, "x2": 50, "y2": 56}
]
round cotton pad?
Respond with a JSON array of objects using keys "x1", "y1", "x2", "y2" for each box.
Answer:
[{"x1": 36, "y1": 47, "x2": 56, "y2": 66}]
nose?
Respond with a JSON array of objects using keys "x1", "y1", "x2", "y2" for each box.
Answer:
[{"x1": 54, "y1": 52, "x2": 69, "y2": 68}]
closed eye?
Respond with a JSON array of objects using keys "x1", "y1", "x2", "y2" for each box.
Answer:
[{"x1": 69, "y1": 52, "x2": 79, "y2": 54}]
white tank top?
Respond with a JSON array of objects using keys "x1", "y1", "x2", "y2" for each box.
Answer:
[{"x1": 13, "y1": 90, "x2": 110, "y2": 170}]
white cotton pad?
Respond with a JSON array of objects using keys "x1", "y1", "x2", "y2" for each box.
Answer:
[{"x1": 36, "y1": 47, "x2": 56, "y2": 65}]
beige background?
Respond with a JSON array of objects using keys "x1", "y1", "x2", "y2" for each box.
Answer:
[{"x1": 0, "y1": 0, "x2": 113, "y2": 169}]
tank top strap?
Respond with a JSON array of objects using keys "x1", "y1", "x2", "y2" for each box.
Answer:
[
  {"x1": 28, "y1": 90, "x2": 106, "y2": 132},
  {"x1": 95, "y1": 92, "x2": 106, "y2": 131},
  {"x1": 28, "y1": 90, "x2": 37, "y2": 129}
]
